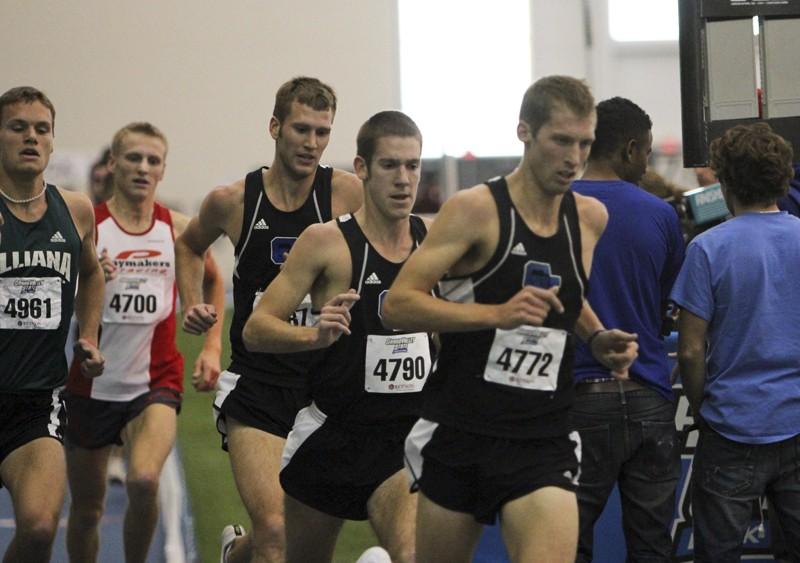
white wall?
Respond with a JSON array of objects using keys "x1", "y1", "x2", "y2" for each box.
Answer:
[
  {"x1": 0, "y1": 0, "x2": 401, "y2": 210},
  {"x1": 530, "y1": 0, "x2": 693, "y2": 184},
  {"x1": 586, "y1": 1, "x2": 684, "y2": 145},
  {"x1": 531, "y1": 0, "x2": 682, "y2": 139},
  {"x1": 2, "y1": 0, "x2": 692, "y2": 195}
]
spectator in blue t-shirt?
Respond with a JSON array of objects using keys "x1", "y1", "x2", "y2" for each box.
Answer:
[
  {"x1": 672, "y1": 123, "x2": 800, "y2": 562},
  {"x1": 571, "y1": 97, "x2": 685, "y2": 563}
]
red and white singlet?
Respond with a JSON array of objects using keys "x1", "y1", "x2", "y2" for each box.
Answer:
[{"x1": 67, "y1": 202, "x2": 183, "y2": 401}]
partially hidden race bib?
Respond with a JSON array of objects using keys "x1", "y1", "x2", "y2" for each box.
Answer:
[
  {"x1": 253, "y1": 291, "x2": 315, "y2": 327},
  {"x1": 103, "y1": 275, "x2": 166, "y2": 324},
  {"x1": 365, "y1": 332, "x2": 431, "y2": 393},
  {"x1": 0, "y1": 277, "x2": 62, "y2": 330},
  {"x1": 483, "y1": 326, "x2": 567, "y2": 391}
]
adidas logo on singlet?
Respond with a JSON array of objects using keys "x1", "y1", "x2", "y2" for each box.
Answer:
[
  {"x1": 254, "y1": 219, "x2": 269, "y2": 230},
  {"x1": 50, "y1": 231, "x2": 66, "y2": 243},
  {"x1": 364, "y1": 272, "x2": 382, "y2": 285},
  {"x1": 511, "y1": 242, "x2": 527, "y2": 256}
]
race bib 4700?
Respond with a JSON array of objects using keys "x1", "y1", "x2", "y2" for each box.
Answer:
[{"x1": 103, "y1": 275, "x2": 166, "y2": 324}]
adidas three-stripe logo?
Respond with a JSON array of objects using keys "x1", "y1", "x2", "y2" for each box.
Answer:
[
  {"x1": 50, "y1": 231, "x2": 66, "y2": 243},
  {"x1": 254, "y1": 219, "x2": 269, "y2": 230},
  {"x1": 364, "y1": 272, "x2": 381, "y2": 285}
]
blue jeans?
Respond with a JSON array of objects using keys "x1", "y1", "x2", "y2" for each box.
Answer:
[
  {"x1": 571, "y1": 385, "x2": 680, "y2": 563},
  {"x1": 692, "y1": 425, "x2": 800, "y2": 563}
]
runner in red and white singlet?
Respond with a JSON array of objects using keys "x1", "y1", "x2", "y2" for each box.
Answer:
[
  {"x1": 63, "y1": 122, "x2": 224, "y2": 563},
  {"x1": 67, "y1": 201, "x2": 181, "y2": 400}
]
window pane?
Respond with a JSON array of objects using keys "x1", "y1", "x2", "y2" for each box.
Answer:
[
  {"x1": 399, "y1": 0, "x2": 532, "y2": 157},
  {"x1": 609, "y1": 0, "x2": 678, "y2": 42}
]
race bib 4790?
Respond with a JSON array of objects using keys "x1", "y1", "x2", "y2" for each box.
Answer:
[{"x1": 365, "y1": 332, "x2": 431, "y2": 393}]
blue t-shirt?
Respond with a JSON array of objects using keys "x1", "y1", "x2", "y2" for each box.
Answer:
[
  {"x1": 572, "y1": 180, "x2": 685, "y2": 400},
  {"x1": 670, "y1": 212, "x2": 800, "y2": 444}
]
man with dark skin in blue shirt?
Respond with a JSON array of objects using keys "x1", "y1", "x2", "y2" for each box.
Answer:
[{"x1": 570, "y1": 97, "x2": 685, "y2": 563}]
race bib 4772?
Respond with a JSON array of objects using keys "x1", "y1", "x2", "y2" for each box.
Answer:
[{"x1": 483, "y1": 326, "x2": 567, "y2": 391}]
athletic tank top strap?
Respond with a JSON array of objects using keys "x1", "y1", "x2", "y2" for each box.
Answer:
[
  {"x1": 409, "y1": 214, "x2": 428, "y2": 246},
  {"x1": 486, "y1": 175, "x2": 514, "y2": 231},
  {"x1": 234, "y1": 168, "x2": 268, "y2": 257},
  {"x1": 472, "y1": 177, "x2": 515, "y2": 285},
  {"x1": 94, "y1": 200, "x2": 111, "y2": 224},
  {"x1": 336, "y1": 214, "x2": 368, "y2": 293},
  {"x1": 312, "y1": 165, "x2": 334, "y2": 222},
  {"x1": 152, "y1": 201, "x2": 174, "y2": 234}
]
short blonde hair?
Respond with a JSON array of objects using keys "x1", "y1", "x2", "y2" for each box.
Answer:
[{"x1": 111, "y1": 122, "x2": 168, "y2": 157}]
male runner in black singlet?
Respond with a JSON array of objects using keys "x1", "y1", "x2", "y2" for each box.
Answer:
[
  {"x1": 384, "y1": 76, "x2": 638, "y2": 563},
  {"x1": 243, "y1": 111, "x2": 428, "y2": 563},
  {"x1": 175, "y1": 77, "x2": 362, "y2": 563},
  {"x1": 0, "y1": 86, "x2": 104, "y2": 563}
]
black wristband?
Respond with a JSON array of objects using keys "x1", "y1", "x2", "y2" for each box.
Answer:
[{"x1": 586, "y1": 329, "x2": 607, "y2": 349}]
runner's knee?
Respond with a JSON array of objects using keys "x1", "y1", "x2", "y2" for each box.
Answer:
[
  {"x1": 69, "y1": 500, "x2": 104, "y2": 528},
  {"x1": 16, "y1": 509, "x2": 60, "y2": 548},
  {"x1": 125, "y1": 470, "x2": 160, "y2": 502}
]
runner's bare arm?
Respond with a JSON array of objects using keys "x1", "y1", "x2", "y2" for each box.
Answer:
[
  {"x1": 242, "y1": 223, "x2": 354, "y2": 353},
  {"x1": 63, "y1": 189, "x2": 105, "y2": 377},
  {"x1": 176, "y1": 183, "x2": 241, "y2": 334},
  {"x1": 173, "y1": 211, "x2": 224, "y2": 390}
]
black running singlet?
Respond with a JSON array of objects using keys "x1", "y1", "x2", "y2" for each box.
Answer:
[
  {"x1": 309, "y1": 213, "x2": 432, "y2": 427},
  {"x1": 0, "y1": 186, "x2": 81, "y2": 391},
  {"x1": 229, "y1": 166, "x2": 333, "y2": 387},
  {"x1": 423, "y1": 177, "x2": 588, "y2": 439}
]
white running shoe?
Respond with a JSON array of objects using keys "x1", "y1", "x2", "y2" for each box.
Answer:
[
  {"x1": 219, "y1": 524, "x2": 245, "y2": 563},
  {"x1": 106, "y1": 455, "x2": 126, "y2": 486},
  {"x1": 355, "y1": 546, "x2": 392, "y2": 563}
]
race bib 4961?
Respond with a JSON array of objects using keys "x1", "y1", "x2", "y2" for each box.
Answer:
[{"x1": 0, "y1": 277, "x2": 62, "y2": 330}]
